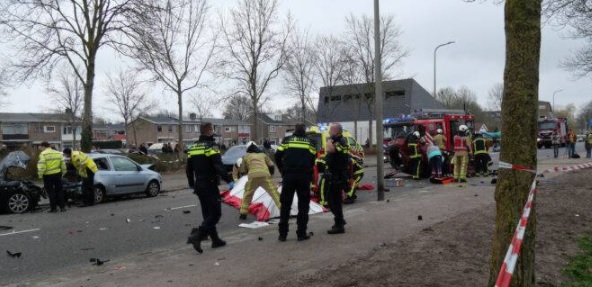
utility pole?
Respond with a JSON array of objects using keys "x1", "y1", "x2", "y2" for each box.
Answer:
[
  {"x1": 374, "y1": 0, "x2": 385, "y2": 201},
  {"x1": 433, "y1": 41, "x2": 455, "y2": 96}
]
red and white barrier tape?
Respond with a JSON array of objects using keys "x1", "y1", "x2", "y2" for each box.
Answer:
[
  {"x1": 498, "y1": 161, "x2": 536, "y2": 173},
  {"x1": 540, "y1": 161, "x2": 592, "y2": 174},
  {"x1": 495, "y1": 180, "x2": 537, "y2": 287}
]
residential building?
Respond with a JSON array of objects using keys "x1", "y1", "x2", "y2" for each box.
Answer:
[
  {"x1": 538, "y1": 101, "x2": 554, "y2": 118},
  {"x1": 247, "y1": 113, "x2": 298, "y2": 144},
  {"x1": 317, "y1": 78, "x2": 444, "y2": 143},
  {"x1": 0, "y1": 113, "x2": 68, "y2": 150},
  {"x1": 92, "y1": 124, "x2": 126, "y2": 144}
]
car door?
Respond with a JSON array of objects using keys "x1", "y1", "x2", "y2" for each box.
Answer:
[{"x1": 110, "y1": 156, "x2": 145, "y2": 194}]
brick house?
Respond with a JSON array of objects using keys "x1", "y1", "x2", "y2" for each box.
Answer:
[
  {"x1": 248, "y1": 113, "x2": 298, "y2": 144},
  {"x1": 0, "y1": 113, "x2": 68, "y2": 150}
]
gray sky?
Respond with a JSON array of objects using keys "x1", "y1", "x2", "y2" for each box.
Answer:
[{"x1": 2, "y1": 0, "x2": 589, "y2": 120}]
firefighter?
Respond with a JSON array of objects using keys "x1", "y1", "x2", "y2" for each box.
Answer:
[
  {"x1": 344, "y1": 157, "x2": 364, "y2": 204},
  {"x1": 433, "y1": 128, "x2": 450, "y2": 176},
  {"x1": 408, "y1": 131, "x2": 422, "y2": 180},
  {"x1": 452, "y1": 125, "x2": 472, "y2": 183},
  {"x1": 325, "y1": 123, "x2": 350, "y2": 235},
  {"x1": 275, "y1": 124, "x2": 316, "y2": 241},
  {"x1": 63, "y1": 148, "x2": 99, "y2": 206},
  {"x1": 472, "y1": 133, "x2": 491, "y2": 176},
  {"x1": 433, "y1": 128, "x2": 447, "y2": 150},
  {"x1": 37, "y1": 141, "x2": 67, "y2": 212},
  {"x1": 238, "y1": 142, "x2": 281, "y2": 220},
  {"x1": 186, "y1": 122, "x2": 234, "y2": 254},
  {"x1": 315, "y1": 155, "x2": 329, "y2": 206}
]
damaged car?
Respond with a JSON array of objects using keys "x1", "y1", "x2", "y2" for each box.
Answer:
[{"x1": 0, "y1": 151, "x2": 45, "y2": 214}]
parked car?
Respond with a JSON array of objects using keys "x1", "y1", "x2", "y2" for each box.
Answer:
[
  {"x1": 221, "y1": 144, "x2": 277, "y2": 173},
  {"x1": 67, "y1": 154, "x2": 162, "y2": 204},
  {"x1": 0, "y1": 151, "x2": 45, "y2": 214}
]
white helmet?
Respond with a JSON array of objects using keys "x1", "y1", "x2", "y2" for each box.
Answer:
[
  {"x1": 436, "y1": 128, "x2": 443, "y2": 134},
  {"x1": 459, "y1": 125, "x2": 468, "y2": 132},
  {"x1": 413, "y1": 131, "x2": 420, "y2": 137},
  {"x1": 236, "y1": 157, "x2": 243, "y2": 168},
  {"x1": 245, "y1": 141, "x2": 256, "y2": 148}
]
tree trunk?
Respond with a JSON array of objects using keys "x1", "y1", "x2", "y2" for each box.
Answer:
[
  {"x1": 177, "y1": 90, "x2": 184, "y2": 152},
  {"x1": 81, "y1": 57, "x2": 96, "y2": 153},
  {"x1": 132, "y1": 121, "x2": 138, "y2": 148},
  {"x1": 73, "y1": 124, "x2": 78, "y2": 150},
  {"x1": 301, "y1": 93, "x2": 306, "y2": 123},
  {"x1": 124, "y1": 119, "x2": 129, "y2": 147},
  {"x1": 368, "y1": 119, "x2": 373, "y2": 146},
  {"x1": 488, "y1": 1, "x2": 541, "y2": 286},
  {"x1": 354, "y1": 120, "x2": 358, "y2": 141}
]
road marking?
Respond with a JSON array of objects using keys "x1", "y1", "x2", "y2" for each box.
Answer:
[
  {"x1": 0, "y1": 228, "x2": 40, "y2": 237},
  {"x1": 168, "y1": 204, "x2": 197, "y2": 211}
]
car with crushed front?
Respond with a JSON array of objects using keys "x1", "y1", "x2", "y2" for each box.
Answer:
[{"x1": 0, "y1": 151, "x2": 45, "y2": 214}]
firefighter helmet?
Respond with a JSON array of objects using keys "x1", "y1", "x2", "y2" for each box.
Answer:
[
  {"x1": 413, "y1": 131, "x2": 420, "y2": 138},
  {"x1": 436, "y1": 128, "x2": 443, "y2": 134},
  {"x1": 459, "y1": 125, "x2": 468, "y2": 132}
]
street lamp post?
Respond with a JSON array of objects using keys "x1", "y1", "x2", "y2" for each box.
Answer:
[
  {"x1": 433, "y1": 41, "x2": 455, "y2": 97},
  {"x1": 552, "y1": 89, "x2": 563, "y2": 114}
]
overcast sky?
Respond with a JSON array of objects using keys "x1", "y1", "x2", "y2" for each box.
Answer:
[{"x1": 2, "y1": 0, "x2": 589, "y2": 121}]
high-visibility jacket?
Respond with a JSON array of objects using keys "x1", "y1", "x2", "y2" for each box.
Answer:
[
  {"x1": 408, "y1": 142, "x2": 421, "y2": 159},
  {"x1": 350, "y1": 158, "x2": 364, "y2": 177},
  {"x1": 472, "y1": 138, "x2": 489, "y2": 155},
  {"x1": 70, "y1": 151, "x2": 98, "y2": 178},
  {"x1": 433, "y1": 134, "x2": 447, "y2": 150},
  {"x1": 275, "y1": 134, "x2": 316, "y2": 175},
  {"x1": 587, "y1": 133, "x2": 592, "y2": 144},
  {"x1": 37, "y1": 148, "x2": 66, "y2": 178},
  {"x1": 186, "y1": 135, "x2": 232, "y2": 187},
  {"x1": 240, "y1": 152, "x2": 274, "y2": 178}
]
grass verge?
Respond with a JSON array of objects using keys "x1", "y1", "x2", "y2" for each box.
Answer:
[{"x1": 562, "y1": 234, "x2": 592, "y2": 287}]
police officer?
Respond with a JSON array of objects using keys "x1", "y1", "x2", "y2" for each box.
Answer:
[
  {"x1": 63, "y1": 148, "x2": 98, "y2": 206},
  {"x1": 407, "y1": 131, "x2": 422, "y2": 180},
  {"x1": 325, "y1": 123, "x2": 350, "y2": 234},
  {"x1": 186, "y1": 122, "x2": 234, "y2": 254},
  {"x1": 37, "y1": 141, "x2": 67, "y2": 212},
  {"x1": 275, "y1": 124, "x2": 316, "y2": 242},
  {"x1": 239, "y1": 142, "x2": 281, "y2": 219}
]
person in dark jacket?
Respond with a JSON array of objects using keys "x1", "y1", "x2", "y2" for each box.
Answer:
[
  {"x1": 275, "y1": 124, "x2": 316, "y2": 242},
  {"x1": 185, "y1": 122, "x2": 234, "y2": 254},
  {"x1": 325, "y1": 123, "x2": 350, "y2": 234}
]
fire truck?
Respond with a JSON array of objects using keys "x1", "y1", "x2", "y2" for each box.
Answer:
[
  {"x1": 383, "y1": 109, "x2": 475, "y2": 178},
  {"x1": 537, "y1": 117, "x2": 568, "y2": 149}
]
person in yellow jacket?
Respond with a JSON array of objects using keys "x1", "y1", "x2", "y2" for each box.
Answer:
[
  {"x1": 37, "y1": 142, "x2": 67, "y2": 212},
  {"x1": 238, "y1": 142, "x2": 281, "y2": 220},
  {"x1": 344, "y1": 157, "x2": 363, "y2": 204},
  {"x1": 63, "y1": 148, "x2": 98, "y2": 206}
]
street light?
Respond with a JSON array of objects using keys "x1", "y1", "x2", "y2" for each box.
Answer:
[
  {"x1": 433, "y1": 41, "x2": 455, "y2": 97},
  {"x1": 552, "y1": 89, "x2": 563, "y2": 114}
]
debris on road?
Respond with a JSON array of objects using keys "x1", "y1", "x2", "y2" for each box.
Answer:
[
  {"x1": 418, "y1": 215, "x2": 423, "y2": 221},
  {"x1": 90, "y1": 258, "x2": 110, "y2": 266},
  {"x1": 126, "y1": 218, "x2": 131, "y2": 223},
  {"x1": 258, "y1": 237, "x2": 263, "y2": 241},
  {"x1": 153, "y1": 226, "x2": 161, "y2": 230},
  {"x1": 183, "y1": 210, "x2": 191, "y2": 214},
  {"x1": 0, "y1": 226, "x2": 13, "y2": 231},
  {"x1": 6, "y1": 250, "x2": 22, "y2": 258},
  {"x1": 155, "y1": 215, "x2": 163, "y2": 219},
  {"x1": 99, "y1": 227, "x2": 107, "y2": 231}
]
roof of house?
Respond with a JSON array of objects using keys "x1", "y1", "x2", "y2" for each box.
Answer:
[
  {"x1": 0, "y1": 112, "x2": 69, "y2": 123},
  {"x1": 93, "y1": 124, "x2": 125, "y2": 130},
  {"x1": 137, "y1": 116, "x2": 250, "y2": 126}
]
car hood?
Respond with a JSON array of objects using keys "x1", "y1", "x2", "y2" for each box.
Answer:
[{"x1": 0, "y1": 151, "x2": 30, "y2": 181}]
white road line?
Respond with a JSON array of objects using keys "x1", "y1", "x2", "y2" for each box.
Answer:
[
  {"x1": 0, "y1": 228, "x2": 40, "y2": 237},
  {"x1": 168, "y1": 204, "x2": 197, "y2": 211}
]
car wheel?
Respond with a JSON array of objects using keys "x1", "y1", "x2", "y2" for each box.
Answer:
[
  {"x1": 145, "y1": 180, "x2": 160, "y2": 197},
  {"x1": 6, "y1": 191, "x2": 31, "y2": 214},
  {"x1": 94, "y1": 186, "x2": 106, "y2": 204}
]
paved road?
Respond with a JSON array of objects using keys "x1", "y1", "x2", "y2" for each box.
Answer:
[{"x1": 0, "y1": 144, "x2": 588, "y2": 286}]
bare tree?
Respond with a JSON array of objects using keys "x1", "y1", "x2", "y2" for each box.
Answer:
[
  {"x1": 489, "y1": 0, "x2": 541, "y2": 285},
  {"x1": 283, "y1": 27, "x2": 317, "y2": 123},
  {"x1": 219, "y1": 0, "x2": 292, "y2": 141},
  {"x1": 126, "y1": 0, "x2": 217, "y2": 149},
  {"x1": 0, "y1": 67, "x2": 10, "y2": 108},
  {"x1": 0, "y1": 0, "x2": 133, "y2": 152},
  {"x1": 46, "y1": 69, "x2": 84, "y2": 149},
  {"x1": 222, "y1": 95, "x2": 251, "y2": 121},
  {"x1": 189, "y1": 93, "x2": 214, "y2": 121},
  {"x1": 105, "y1": 70, "x2": 155, "y2": 147},
  {"x1": 314, "y1": 35, "x2": 348, "y2": 121},
  {"x1": 555, "y1": 103, "x2": 577, "y2": 125},
  {"x1": 487, "y1": 82, "x2": 504, "y2": 111},
  {"x1": 341, "y1": 50, "x2": 365, "y2": 139},
  {"x1": 344, "y1": 13, "x2": 409, "y2": 143},
  {"x1": 435, "y1": 87, "x2": 458, "y2": 108}
]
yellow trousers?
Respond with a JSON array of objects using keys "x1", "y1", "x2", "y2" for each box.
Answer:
[
  {"x1": 453, "y1": 154, "x2": 468, "y2": 180},
  {"x1": 240, "y1": 176, "x2": 281, "y2": 215}
]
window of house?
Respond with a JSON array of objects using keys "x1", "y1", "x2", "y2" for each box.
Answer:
[
  {"x1": 324, "y1": 96, "x2": 329, "y2": 103},
  {"x1": 269, "y1": 125, "x2": 277, "y2": 133},
  {"x1": 44, "y1": 126, "x2": 56, "y2": 133},
  {"x1": 63, "y1": 126, "x2": 73, "y2": 135},
  {"x1": 330, "y1": 95, "x2": 341, "y2": 102},
  {"x1": 34, "y1": 126, "x2": 44, "y2": 133},
  {"x1": 343, "y1": 94, "x2": 353, "y2": 102},
  {"x1": 157, "y1": 125, "x2": 162, "y2": 133},
  {"x1": 185, "y1": 125, "x2": 194, "y2": 133},
  {"x1": 168, "y1": 125, "x2": 173, "y2": 132},
  {"x1": 2, "y1": 124, "x2": 28, "y2": 135},
  {"x1": 364, "y1": 93, "x2": 374, "y2": 100},
  {"x1": 225, "y1": 127, "x2": 232, "y2": 132},
  {"x1": 386, "y1": 90, "x2": 405, "y2": 99}
]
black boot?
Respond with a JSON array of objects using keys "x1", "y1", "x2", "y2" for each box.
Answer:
[
  {"x1": 327, "y1": 225, "x2": 345, "y2": 234},
  {"x1": 187, "y1": 227, "x2": 207, "y2": 253},
  {"x1": 210, "y1": 230, "x2": 226, "y2": 248}
]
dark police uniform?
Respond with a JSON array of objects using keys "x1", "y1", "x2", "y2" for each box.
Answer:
[
  {"x1": 275, "y1": 132, "x2": 316, "y2": 241},
  {"x1": 186, "y1": 135, "x2": 232, "y2": 252},
  {"x1": 325, "y1": 135, "x2": 350, "y2": 233}
]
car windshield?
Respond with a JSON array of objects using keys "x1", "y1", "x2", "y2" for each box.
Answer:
[
  {"x1": 384, "y1": 124, "x2": 415, "y2": 139},
  {"x1": 538, "y1": 121, "x2": 556, "y2": 130},
  {"x1": 224, "y1": 146, "x2": 247, "y2": 158}
]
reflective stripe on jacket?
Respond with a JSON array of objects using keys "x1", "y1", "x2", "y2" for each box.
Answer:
[
  {"x1": 37, "y1": 148, "x2": 66, "y2": 178},
  {"x1": 71, "y1": 151, "x2": 98, "y2": 178},
  {"x1": 473, "y1": 138, "x2": 488, "y2": 155},
  {"x1": 408, "y1": 143, "x2": 421, "y2": 158}
]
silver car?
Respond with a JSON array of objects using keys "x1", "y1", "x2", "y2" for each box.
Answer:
[{"x1": 88, "y1": 154, "x2": 162, "y2": 203}]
